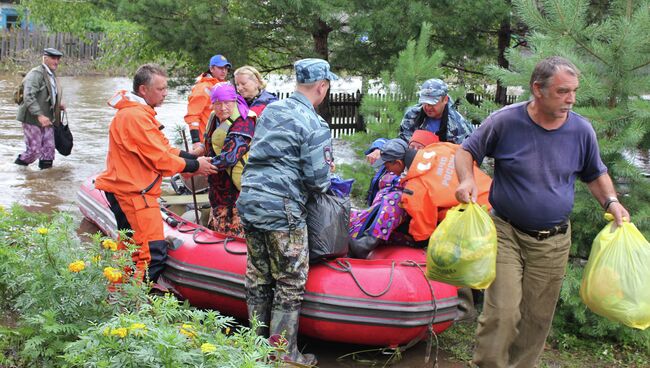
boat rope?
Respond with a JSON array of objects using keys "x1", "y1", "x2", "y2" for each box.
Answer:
[
  {"x1": 322, "y1": 259, "x2": 395, "y2": 298},
  {"x1": 223, "y1": 237, "x2": 247, "y2": 255},
  {"x1": 399, "y1": 260, "x2": 439, "y2": 366}
]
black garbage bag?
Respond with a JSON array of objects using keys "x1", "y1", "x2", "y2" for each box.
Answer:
[
  {"x1": 54, "y1": 111, "x2": 73, "y2": 156},
  {"x1": 307, "y1": 191, "x2": 350, "y2": 263}
]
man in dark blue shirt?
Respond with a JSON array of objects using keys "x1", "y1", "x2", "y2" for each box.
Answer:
[{"x1": 455, "y1": 56, "x2": 629, "y2": 368}]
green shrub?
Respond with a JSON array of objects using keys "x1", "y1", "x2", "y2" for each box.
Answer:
[{"x1": 64, "y1": 295, "x2": 275, "y2": 367}]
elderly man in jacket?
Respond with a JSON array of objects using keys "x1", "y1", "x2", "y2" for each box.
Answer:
[{"x1": 15, "y1": 48, "x2": 65, "y2": 169}]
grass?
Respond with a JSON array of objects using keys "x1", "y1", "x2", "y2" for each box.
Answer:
[{"x1": 438, "y1": 319, "x2": 649, "y2": 368}]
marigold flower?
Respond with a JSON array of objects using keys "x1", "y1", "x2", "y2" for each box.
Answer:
[
  {"x1": 102, "y1": 327, "x2": 111, "y2": 336},
  {"x1": 68, "y1": 260, "x2": 85, "y2": 273},
  {"x1": 180, "y1": 324, "x2": 197, "y2": 338},
  {"x1": 225, "y1": 327, "x2": 231, "y2": 335},
  {"x1": 36, "y1": 227, "x2": 49, "y2": 235},
  {"x1": 102, "y1": 239, "x2": 118, "y2": 251},
  {"x1": 110, "y1": 327, "x2": 128, "y2": 338},
  {"x1": 201, "y1": 342, "x2": 217, "y2": 353},
  {"x1": 91, "y1": 255, "x2": 101, "y2": 264},
  {"x1": 103, "y1": 267, "x2": 123, "y2": 283}
]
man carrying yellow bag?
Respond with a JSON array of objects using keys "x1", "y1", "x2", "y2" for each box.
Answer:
[{"x1": 454, "y1": 56, "x2": 630, "y2": 368}]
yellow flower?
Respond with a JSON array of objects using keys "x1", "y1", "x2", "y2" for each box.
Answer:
[
  {"x1": 36, "y1": 227, "x2": 49, "y2": 235},
  {"x1": 91, "y1": 255, "x2": 101, "y2": 264},
  {"x1": 225, "y1": 327, "x2": 231, "y2": 335},
  {"x1": 180, "y1": 324, "x2": 197, "y2": 338},
  {"x1": 129, "y1": 323, "x2": 146, "y2": 331},
  {"x1": 102, "y1": 239, "x2": 118, "y2": 251},
  {"x1": 68, "y1": 260, "x2": 85, "y2": 273},
  {"x1": 102, "y1": 327, "x2": 111, "y2": 336},
  {"x1": 103, "y1": 267, "x2": 123, "y2": 283},
  {"x1": 201, "y1": 343, "x2": 217, "y2": 353},
  {"x1": 110, "y1": 327, "x2": 128, "y2": 338}
]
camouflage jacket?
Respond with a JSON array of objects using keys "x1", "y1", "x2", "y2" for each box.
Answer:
[
  {"x1": 398, "y1": 101, "x2": 474, "y2": 144},
  {"x1": 236, "y1": 91, "x2": 333, "y2": 231}
]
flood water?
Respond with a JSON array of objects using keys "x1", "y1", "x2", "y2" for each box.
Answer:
[{"x1": 0, "y1": 74, "x2": 464, "y2": 367}]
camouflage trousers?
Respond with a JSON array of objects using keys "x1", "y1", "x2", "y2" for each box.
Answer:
[{"x1": 244, "y1": 226, "x2": 309, "y2": 312}]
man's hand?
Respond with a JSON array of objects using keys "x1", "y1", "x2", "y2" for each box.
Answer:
[
  {"x1": 60, "y1": 102, "x2": 66, "y2": 111},
  {"x1": 190, "y1": 143, "x2": 206, "y2": 156},
  {"x1": 194, "y1": 156, "x2": 218, "y2": 176},
  {"x1": 455, "y1": 179, "x2": 478, "y2": 204},
  {"x1": 608, "y1": 201, "x2": 630, "y2": 227},
  {"x1": 330, "y1": 162, "x2": 336, "y2": 173},
  {"x1": 37, "y1": 115, "x2": 52, "y2": 127},
  {"x1": 366, "y1": 149, "x2": 381, "y2": 165}
]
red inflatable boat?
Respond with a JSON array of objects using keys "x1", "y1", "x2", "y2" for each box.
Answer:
[{"x1": 77, "y1": 177, "x2": 459, "y2": 347}]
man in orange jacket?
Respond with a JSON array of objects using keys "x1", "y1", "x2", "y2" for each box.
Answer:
[
  {"x1": 95, "y1": 63, "x2": 217, "y2": 282},
  {"x1": 184, "y1": 54, "x2": 231, "y2": 151}
]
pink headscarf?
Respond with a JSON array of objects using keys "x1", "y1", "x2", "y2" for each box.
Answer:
[{"x1": 210, "y1": 82, "x2": 250, "y2": 119}]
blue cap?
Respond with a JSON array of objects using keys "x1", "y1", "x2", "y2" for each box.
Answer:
[
  {"x1": 209, "y1": 54, "x2": 231, "y2": 68},
  {"x1": 294, "y1": 58, "x2": 339, "y2": 83},
  {"x1": 418, "y1": 78, "x2": 448, "y2": 105}
]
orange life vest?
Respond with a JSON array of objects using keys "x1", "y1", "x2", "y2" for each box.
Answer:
[
  {"x1": 401, "y1": 142, "x2": 492, "y2": 241},
  {"x1": 183, "y1": 73, "x2": 221, "y2": 141}
]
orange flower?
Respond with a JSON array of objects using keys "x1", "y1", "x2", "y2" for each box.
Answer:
[{"x1": 103, "y1": 267, "x2": 123, "y2": 283}]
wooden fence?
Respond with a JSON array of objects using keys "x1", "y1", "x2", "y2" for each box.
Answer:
[
  {"x1": 0, "y1": 30, "x2": 102, "y2": 60},
  {"x1": 272, "y1": 90, "x2": 518, "y2": 137}
]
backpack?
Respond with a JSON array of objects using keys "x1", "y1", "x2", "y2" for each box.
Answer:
[{"x1": 13, "y1": 79, "x2": 24, "y2": 105}]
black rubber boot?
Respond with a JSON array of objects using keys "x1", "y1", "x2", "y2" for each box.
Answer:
[
  {"x1": 38, "y1": 159, "x2": 53, "y2": 169},
  {"x1": 147, "y1": 239, "x2": 169, "y2": 283},
  {"x1": 247, "y1": 302, "x2": 271, "y2": 337},
  {"x1": 269, "y1": 310, "x2": 317, "y2": 366},
  {"x1": 348, "y1": 231, "x2": 380, "y2": 259},
  {"x1": 14, "y1": 155, "x2": 29, "y2": 166}
]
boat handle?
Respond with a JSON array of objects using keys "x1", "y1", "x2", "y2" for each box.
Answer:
[{"x1": 331, "y1": 259, "x2": 395, "y2": 298}]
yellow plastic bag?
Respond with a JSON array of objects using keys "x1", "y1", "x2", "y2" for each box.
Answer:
[
  {"x1": 426, "y1": 202, "x2": 497, "y2": 289},
  {"x1": 580, "y1": 215, "x2": 650, "y2": 330}
]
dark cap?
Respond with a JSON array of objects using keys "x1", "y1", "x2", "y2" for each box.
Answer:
[
  {"x1": 373, "y1": 138, "x2": 409, "y2": 169},
  {"x1": 43, "y1": 48, "x2": 63, "y2": 57}
]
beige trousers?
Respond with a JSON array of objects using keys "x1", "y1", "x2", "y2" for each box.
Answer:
[{"x1": 472, "y1": 214, "x2": 571, "y2": 368}]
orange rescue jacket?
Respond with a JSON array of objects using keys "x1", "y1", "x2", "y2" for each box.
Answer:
[
  {"x1": 401, "y1": 142, "x2": 492, "y2": 241},
  {"x1": 184, "y1": 73, "x2": 221, "y2": 142},
  {"x1": 95, "y1": 90, "x2": 186, "y2": 197}
]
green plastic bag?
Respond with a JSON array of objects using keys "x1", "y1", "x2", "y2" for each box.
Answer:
[
  {"x1": 580, "y1": 215, "x2": 650, "y2": 330},
  {"x1": 426, "y1": 202, "x2": 497, "y2": 289}
]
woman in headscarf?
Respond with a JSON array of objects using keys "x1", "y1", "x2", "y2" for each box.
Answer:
[
  {"x1": 234, "y1": 65, "x2": 278, "y2": 117},
  {"x1": 205, "y1": 82, "x2": 256, "y2": 238}
]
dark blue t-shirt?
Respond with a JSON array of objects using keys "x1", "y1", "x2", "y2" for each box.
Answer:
[
  {"x1": 424, "y1": 117, "x2": 441, "y2": 134},
  {"x1": 461, "y1": 102, "x2": 607, "y2": 230}
]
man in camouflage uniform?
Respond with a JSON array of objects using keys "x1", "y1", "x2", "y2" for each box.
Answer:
[{"x1": 236, "y1": 58, "x2": 337, "y2": 366}]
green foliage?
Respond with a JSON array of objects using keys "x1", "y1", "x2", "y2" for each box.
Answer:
[
  {"x1": 0, "y1": 205, "x2": 274, "y2": 367},
  {"x1": 489, "y1": 0, "x2": 650, "y2": 353},
  {"x1": 64, "y1": 295, "x2": 276, "y2": 367}
]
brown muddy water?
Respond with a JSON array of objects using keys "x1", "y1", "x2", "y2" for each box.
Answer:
[{"x1": 0, "y1": 74, "x2": 465, "y2": 367}]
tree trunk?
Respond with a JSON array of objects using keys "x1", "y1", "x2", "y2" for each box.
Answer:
[
  {"x1": 313, "y1": 18, "x2": 333, "y2": 123},
  {"x1": 495, "y1": 19, "x2": 511, "y2": 105}
]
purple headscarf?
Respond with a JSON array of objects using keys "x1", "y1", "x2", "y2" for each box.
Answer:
[{"x1": 210, "y1": 82, "x2": 250, "y2": 119}]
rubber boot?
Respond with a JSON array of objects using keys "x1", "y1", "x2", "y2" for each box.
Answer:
[
  {"x1": 269, "y1": 310, "x2": 317, "y2": 366},
  {"x1": 14, "y1": 155, "x2": 29, "y2": 166},
  {"x1": 348, "y1": 231, "x2": 380, "y2": 259},
  {"x1": 247, "y1": 302, "x2": 271, "y2": 337},
  {"x1": 38, "y1": 159, "x2": 53, "y2": 170}
]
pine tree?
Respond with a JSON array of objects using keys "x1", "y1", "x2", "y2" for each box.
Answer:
[{"x1": 490, "y1": 0, "x2": 650, "y2": 353}]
